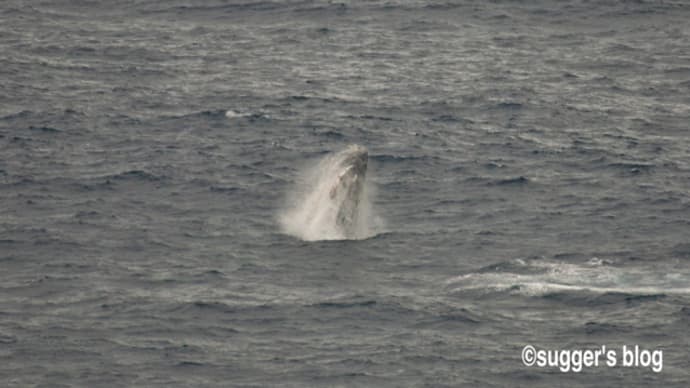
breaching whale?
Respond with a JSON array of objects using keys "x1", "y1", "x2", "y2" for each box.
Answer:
[
  {"x1": 279, "y1": 144, "x2": 376, "y2": 241},
  {"x1": 328, "y1": 144, "x2": 368, "y2": 238}
]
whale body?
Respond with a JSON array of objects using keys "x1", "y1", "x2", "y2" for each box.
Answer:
[{"x1": 328, "y1": 145, "x2": 368, "y2": 238}]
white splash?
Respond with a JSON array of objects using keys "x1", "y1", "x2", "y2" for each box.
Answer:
[
  {"x1": 225, "y1": 109, "x2": 249, "y2": 119},
  {"x1": 279, "y1": 145, "x2": 383, "y2": 241},
  {"x1": 445, "y1": 258, "x2": 690, "y2": 296}
]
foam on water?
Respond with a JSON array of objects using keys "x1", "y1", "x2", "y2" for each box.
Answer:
[
  {"x1": 445, "y1": 258, "x2": 690, "y2": 297},
  {"x1": 279, "y1": 145, "x2": 383, "y2": 241},
  {"x1": 225, "y1": 110, "x2": 250, "y2": 118}
]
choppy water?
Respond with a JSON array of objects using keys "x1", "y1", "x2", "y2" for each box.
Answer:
[{"x1": 1, "y1": 0, "x2": 690, "y2": 386}]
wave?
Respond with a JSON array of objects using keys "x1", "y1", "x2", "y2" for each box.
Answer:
[{"x1": 106, "y1": 169, "x2": 166, "y2": 182}]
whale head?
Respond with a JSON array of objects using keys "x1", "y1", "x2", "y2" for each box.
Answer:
[
  {"x1": 338, "y1": 144, "x2": 368, "y2": 181},
  {"x1": 329, "y1": 145, "x2": 369, "y2": 237}
]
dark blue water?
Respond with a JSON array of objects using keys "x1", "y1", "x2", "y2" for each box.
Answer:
[{"x1": 1, "y1": 1, "x2": 689, "y2": 386}]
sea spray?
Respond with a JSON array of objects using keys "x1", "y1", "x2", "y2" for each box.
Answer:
[{"x1": 279, "y1": 145, "x2": 383, "y2": 241}]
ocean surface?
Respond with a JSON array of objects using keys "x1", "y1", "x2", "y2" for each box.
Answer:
[{"x1": 1, "y1": 0, "x2": 689, "y2": 386}]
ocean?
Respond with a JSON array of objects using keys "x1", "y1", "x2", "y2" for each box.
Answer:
[{"x1": 1, "y1": 0, "x2": 689, "y2": 386}]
